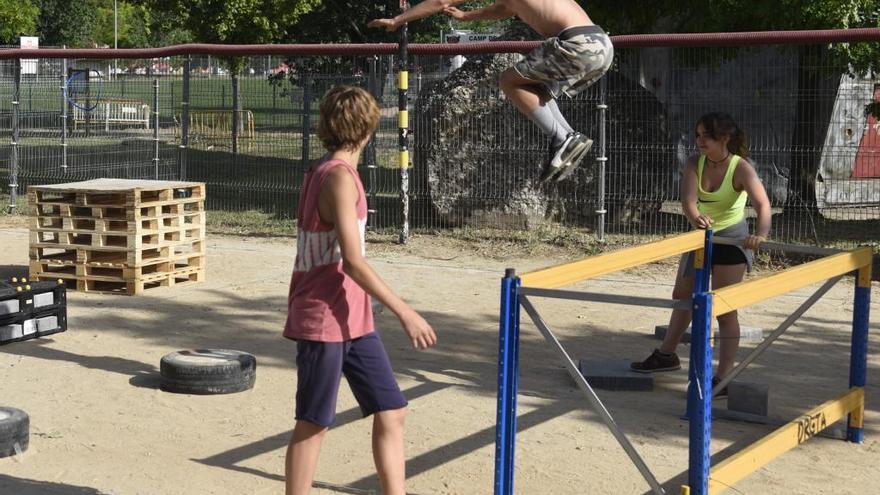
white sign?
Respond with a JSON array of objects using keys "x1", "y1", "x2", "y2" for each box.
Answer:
[
  {"x1": 20, "y1": 36, "x2": 39, "y2": 75},
  {"x1": 442, "y1": 30, "x2": 500, "y2": 73}
]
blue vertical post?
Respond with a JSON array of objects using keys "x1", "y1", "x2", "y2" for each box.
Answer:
[
  {"x1": 688, "y1": 292, "x2": 713, "y2": 495},
  {"x1": 684, "y1": 229, "x2": 713, "y2": 422},
  {"x1": 847, "y1": 266, "x2": 872, "y2": 443},
  {"x1": 694, "y1": 229, "x2": 713, "y2": 294},
  {"x1": 495, "y1": 268, "x2": 521, "y2": 495}
]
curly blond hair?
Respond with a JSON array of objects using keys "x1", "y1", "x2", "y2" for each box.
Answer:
[{"x1": 318, "y1": 85, "x2": 380, "y2": 152}]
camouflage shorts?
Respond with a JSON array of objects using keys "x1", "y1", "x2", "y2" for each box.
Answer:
[{"x1": 514, "y1": 25, "x2": 613, "y2": 99}]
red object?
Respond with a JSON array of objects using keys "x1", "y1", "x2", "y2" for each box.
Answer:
[{"x1": 853, "y1": 84, "x2": 880, "y2": 178}]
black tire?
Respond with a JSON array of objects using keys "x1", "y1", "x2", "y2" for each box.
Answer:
[
  {"x1": 160, "y1": 349, "x2": 256, "y2": 395},
  {"x1": 0, "y1": 407, "x2": 29, "y2": 458}
]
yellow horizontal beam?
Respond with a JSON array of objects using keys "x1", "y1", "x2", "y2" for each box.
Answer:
[
  {"x1": 711, "y1": 247, "x2": 873, "y2": 317},
  {"x1": 709, "y1": 387, "x2": 864, "y2": 494},
  {"x1": 520, "y1": 231, "x2": 704, "y2": 289}
]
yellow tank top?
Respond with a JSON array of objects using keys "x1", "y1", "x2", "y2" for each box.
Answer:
[{"x1": 697, "y1": 154, "x2": 747, "y2": 232}]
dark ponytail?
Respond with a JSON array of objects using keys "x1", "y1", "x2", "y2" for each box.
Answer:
[{"x1": 696, "y1": 112, "x2": 748, "y2": 158}]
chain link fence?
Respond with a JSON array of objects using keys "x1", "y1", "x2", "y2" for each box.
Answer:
[{"x1": 1, "y1": 35, "x2": 878, "y2": 248}]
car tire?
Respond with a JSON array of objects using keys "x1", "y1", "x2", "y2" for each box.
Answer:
[
  {"x1": 0, "y1": 407, "x2": 29, "y2": 458},
  {"x1": 160, "y1": 349, "x2": 256, "y2": 395}
]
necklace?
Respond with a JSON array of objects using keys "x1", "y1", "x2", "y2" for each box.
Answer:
[{"x1": 705, "y1": 152, "x2": 730, "y2": 166}]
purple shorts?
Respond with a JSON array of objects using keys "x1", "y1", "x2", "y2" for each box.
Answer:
[{"x1": 295, "y1": 331, "x2": 407, "y2": 427}]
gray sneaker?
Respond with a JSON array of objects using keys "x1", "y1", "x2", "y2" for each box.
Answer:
[
  {"x1": 540, "y1": 132, "x2": 588, "y2": 182},
  {"x1": 554, "y1": 137, "x2": 593, "y2": 182}
]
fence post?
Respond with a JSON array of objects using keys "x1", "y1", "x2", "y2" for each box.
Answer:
[
  {"x1": 848, "y1": 265, "x2": 872, "y2": 443},
  {"x1": 596, "y1": 75, "x2": 609, "y2": 241},
  {"x1": 301, "y1": 75, "x2": 311, "y2": 167},
  {"x1": 397, "y1": 0, "x2": 411, "y2": 245},
  {"x1": 366, "y1": 55, "x2": 379, "y2": 228},
  {"x1": 153, "y1": 79, "x2": 160, "y2": 179},
  {"x1": 687, "y1": 291, "x2": 713, "y2": 495},
  {"x1": 179, "y1": 56, "x2": 191, "y2": 180},
  {"x1": 495, "y1": 268, "x2": 521, "y2": 495},
  {"x1": 231, "y1": 73, "x2": 239, "y2": 154},
  {"x1": 61, "y1": 56, "x2": 68, "y2": 173},
  {"x1": 9, "y1": 61, "x2": 21, "y2": 212}
]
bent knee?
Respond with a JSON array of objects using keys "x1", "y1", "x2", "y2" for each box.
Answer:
[{"x1": 376, "y1": 407, "x2": 408, "y2": 425}]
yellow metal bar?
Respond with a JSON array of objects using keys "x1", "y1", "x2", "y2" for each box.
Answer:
[
  {"x1": 399, "y1": 150, "x2": 409, "y2": 169},
  {"x1": 398, "y1": 70, "x2": 409, "y2": 90},
  {"x1": 858, "y1": 265, "x2": 872, "y2": 288},
  {"x1": 520, "y1": 231, "x2": 704, "y2": 289},
  {"x1": 709, "y1": 387, "x2": 864, "y2": 494},
  {"x1": 710, "y1": 247, "x2": 873, "y2": 317},
  {"x1": 399, "y1": 110, "x2": 409, "y2": 129}
]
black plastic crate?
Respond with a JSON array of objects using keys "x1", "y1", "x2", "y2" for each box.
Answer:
[{"x1": 0, "y1": 279, "x2": 68, "y2": 345}]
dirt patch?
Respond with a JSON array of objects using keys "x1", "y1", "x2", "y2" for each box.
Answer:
[{"x1": 1, "y1": 226, "x2": 878, "y2": 495}]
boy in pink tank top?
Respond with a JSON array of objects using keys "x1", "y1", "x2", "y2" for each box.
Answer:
[{"x1": 284, "y1": 86, "x2": 437, "y2": 495}]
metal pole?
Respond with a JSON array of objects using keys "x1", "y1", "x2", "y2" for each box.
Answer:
[
  {"x1": 114, "y1": 0, "x2": 118, "y2": 79},
  {"x1": 397, "y1": 0, "x2": 411, "y2": 244},
  {"x1": 231, "y1": 74, "x2": 239, "y2": 154},
  {"x1": 61, "y1": 57, "x2": 68, "y2": 172},
  {"x1": 301, "y1": 75, "x2": 311, "y2": 167},
  {"x1": 494, "y1": 268, "x2": 520, "y2": 495},
  {"x1": 713, "y1": 276, "x2": 842, "y2": 396},
  {"x1": 366, "y1": 55, "x2": 379, "y2": 228},
  {"x1": 9, "y1": 61, "x2": 21, "y2": 212},
  {"x1": 687, "y1": 292, "x2": 713, "y2": 495},
  {"x1": 519, "y1": 296, "x2": 666, "y2": 495},
  {"x1": 180, "y1": 56, "x2": 191, "y2": 180},
  {"x1": 596, "y1": 76, "x2": 608, "y2": 241},
  {"x1": 848, "y1": 265, "x2": 872, "y2": 443},
  {"x1": 153, "y1": 79, "x2": 160, "y2": 179}
]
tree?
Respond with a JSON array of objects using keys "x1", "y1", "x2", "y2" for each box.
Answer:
[
  {"x1": 93, "y1": 1, "x2": 152, "y2": 48},
  {"x1": 0, "y1": 0, "x2": 39, "y2": 45},
  {"x1": 36, "y1": 0, "x2": 97, "y2": 47}
]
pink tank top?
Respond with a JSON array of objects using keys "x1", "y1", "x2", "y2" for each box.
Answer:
[{"x1": 283, "y1": 158, "x2": 373, "y2": 342}]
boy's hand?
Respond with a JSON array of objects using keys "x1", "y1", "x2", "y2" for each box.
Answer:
[
  {"x1": 443, "y1": 7, "x2": 467, "y2": 20},
  {"x1": 368, "y1": 18, "x2": 399, "y2": 31},
  {"x1": 399, "y1": 309, "x2": 437, "y2": 350}
]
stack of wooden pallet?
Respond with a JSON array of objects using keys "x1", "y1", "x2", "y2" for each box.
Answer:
[{"x1": 28, "y1": 179, "x2": 206, "y2": 295}]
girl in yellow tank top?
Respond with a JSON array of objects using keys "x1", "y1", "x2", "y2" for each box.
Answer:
[{"x1": 631, "y1": 113, "x2": 772, "y2": 392}]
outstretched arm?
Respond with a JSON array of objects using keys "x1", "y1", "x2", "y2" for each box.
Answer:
[
  {"x1": 444, "y1": 3, "x2": 514, "y2": 22},
  {"x1": 319, "y1": 167, "x2": 437, "y2": 350},
  {"x1": 368, "y1": 0, "x2": 470, "y2": 32}
]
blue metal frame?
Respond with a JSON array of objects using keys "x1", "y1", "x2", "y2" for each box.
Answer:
[
  {"x1": 847, "y1": 275, "x2": 871, "y2": 443},
  {"x1": 688, "y1": 291, "x2": 714, "y2": 495},
  {"x1": 495, "y1": 268, "x2": 521, "y2": 495}
]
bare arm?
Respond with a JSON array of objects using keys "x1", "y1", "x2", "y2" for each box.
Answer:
[
  {"x1": 681, "y1": 156, "x2": 713, "y2": 229},
  {"x1": 734, "y1": 159, "x2": 772, "y2": 250},
  {"x1": 444, "y1": 3, "x2": 514, "y2": 22},
  {"x1": 319, "y1": 167, "x2": 437, "y2": 350},
  {"x1": 368, "y1": 0, "x2": 469, "y2": 31}
]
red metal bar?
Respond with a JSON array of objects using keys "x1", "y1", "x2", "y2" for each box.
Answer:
[{"x1": 0, "y1": 28, "x2": 878, "y2": 59}]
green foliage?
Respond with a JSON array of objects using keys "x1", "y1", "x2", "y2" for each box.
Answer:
[
  {"x1": 36, "y1": 0, "x2": 97, "y2": 47},
  {"x1": 0, "y1": 0, "x2": 39, "y2": 44},
  {"x1": 93, "y1": 1, "x2": 152, "y2": 48}
]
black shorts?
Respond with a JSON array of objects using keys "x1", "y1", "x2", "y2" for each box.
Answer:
[{"x1": 712, "y1": 244, "x2": 748, "y2": 265}]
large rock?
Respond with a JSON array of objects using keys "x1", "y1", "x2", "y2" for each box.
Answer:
[{"x1": 414, "y1": 24, "x2": 674, "y2": 228}]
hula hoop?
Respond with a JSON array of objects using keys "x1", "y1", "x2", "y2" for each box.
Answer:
[{"x1": 65, "y1": 71, "x2": 103, "y2": 112}]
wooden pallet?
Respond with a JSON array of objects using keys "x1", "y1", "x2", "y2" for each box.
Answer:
[
  {"x1": 31, "y1": 266, "x2": 205, "y2": 296},
  {"x1": 27, "y1": 179, "x2": 207, "y2": 295}
]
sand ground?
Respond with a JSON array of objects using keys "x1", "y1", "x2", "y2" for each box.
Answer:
[{"x1": 1, "y1": 223, "x2": 878, "y2": 495}]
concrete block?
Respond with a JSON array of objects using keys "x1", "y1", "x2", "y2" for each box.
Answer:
[
  {"x1": 33, "y1": 292, "x2": 55, "y2": 308},
  {"x1": 577, "y1": 359, "x2": 653, "y2": 391},
  {"x1": 0, "y1": 324, "x2": 23, "y2": 341},
  {"x1": 654, "y1": 324, "x2": 764, "y2": 344},
  {"x1": 36, "y1": 315, "x2": 58, "y2": 332},
  {"x1": 727, "y1": 381, "x2": 770, "y2": 417},
  {"x1": 22, "y1": 319, "x2": 36, "y2": 337},
  {"x1": 0, "y1": 300, "x2": 19, "y2": 316}
]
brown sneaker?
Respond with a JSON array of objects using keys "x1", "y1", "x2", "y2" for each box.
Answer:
[{"x1": 630, "y1": 349, "x2": 681, "y2": 373}]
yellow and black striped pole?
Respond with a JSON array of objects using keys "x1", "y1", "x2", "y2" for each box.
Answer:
[{"x1": 397, "y1": 0, "x2": 411, "y2": 244}]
